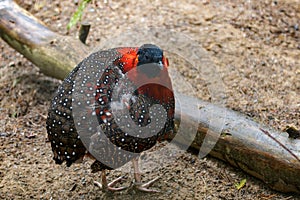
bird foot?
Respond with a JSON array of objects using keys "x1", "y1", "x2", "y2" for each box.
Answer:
[
  {"x1": 133, "y1": 176, "x2": 160, "y2": 192},
  {"x1": 94, "y1": 176, "x2": 127, "y2": 192}
]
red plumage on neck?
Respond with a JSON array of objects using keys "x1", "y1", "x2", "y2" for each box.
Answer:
[
  {"x1": 115, "y1": 47, "x2": 139, "y2": 73},
  {"x1": 115, "y1": 47, "x2": 174, "y2": 105}
]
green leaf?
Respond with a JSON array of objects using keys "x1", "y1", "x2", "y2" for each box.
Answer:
[
  {"x1": 235, "y1": 178, "x2": 246, "y2": 190},
  {"x1": 67, "y1": 0, "x2": 92, "y2": 30},
  {"x1": 12, "y1": 78, "x2": 19, "y2": 88}
]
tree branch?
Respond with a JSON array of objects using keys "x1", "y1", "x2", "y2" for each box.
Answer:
[{"x1": 0, "y1": 0, "x2": 89, "y2": 80}]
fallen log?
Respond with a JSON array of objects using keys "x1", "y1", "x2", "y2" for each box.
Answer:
[
  {"x1": 0, "y1": 0, "x2": 89, "y2": 80},
  {"x1": 1, "y1": 0, "x2": 299, "y2": 194},
  {"x1": 174, "y1": 93, "x2": 300, "y2": 194}
]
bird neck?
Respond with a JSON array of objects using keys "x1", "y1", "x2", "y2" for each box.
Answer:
[
  {"x1": 137, "y1": 84, "x2": 174, "y2": 105},
  {"x1": 115, "y1": 47, "x2": 139, "y2": 74},
  {"x1": 115, "y1": 48, "x2": 174, "y2": 105}
]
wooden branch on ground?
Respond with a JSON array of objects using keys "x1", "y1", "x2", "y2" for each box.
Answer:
[
  {"x1": 174, "y1": 93, "x2": 300, "y2": 194},
  {"x1": 1, "y1": 0, "x2": 299, "y2": 194},
  {"x1": 0, "y1": 0, "x2": 89, "y2": 80}
]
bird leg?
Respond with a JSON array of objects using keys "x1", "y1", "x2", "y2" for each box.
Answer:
[
  {"x1": 94, "y1": 170, "x2": 127, "y2": 192},
  {"x1": 132, "y1": 157, "x2": 160, "y2": 192}
]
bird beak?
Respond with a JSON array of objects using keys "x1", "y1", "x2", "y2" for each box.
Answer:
[{"x1": 158, "y1": 61, "x2": 164, "y2": 70}]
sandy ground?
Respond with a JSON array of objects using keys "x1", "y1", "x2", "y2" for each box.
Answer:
[{"x1": 0, "y1": 0, "x2": 299, "y2": 199}]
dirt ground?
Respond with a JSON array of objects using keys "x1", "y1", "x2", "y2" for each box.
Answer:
[{"x1": 0, "y1": 0, "x2": 299, "y2": 199}]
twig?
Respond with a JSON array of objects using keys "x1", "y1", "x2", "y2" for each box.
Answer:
[
  {"x1": 260, "y1": 128, "x2": 300, "y2": 162},
  {"x1": 79, "y1": 22, "x2": 91, "y2": 44}
]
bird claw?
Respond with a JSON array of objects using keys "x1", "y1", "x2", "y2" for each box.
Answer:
[
  {"x1": 94, "y1": 176, "x2": 128, "y2": 192},
  {"x1": 133, "y1": 176, "x2": 161, "y2": 192}
]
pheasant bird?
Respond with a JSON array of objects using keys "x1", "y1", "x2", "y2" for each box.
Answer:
[{"x1": 46, "y1": 44, "x2": 175, "y2": 192}]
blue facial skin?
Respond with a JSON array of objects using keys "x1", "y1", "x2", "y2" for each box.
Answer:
[{"x1": 137, "y1": 44, "x2": 164, "y2": 78}]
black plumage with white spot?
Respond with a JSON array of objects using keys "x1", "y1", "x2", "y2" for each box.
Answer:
[{"x1": 46, "y1": 44, "x2": 175, "y2": 190}]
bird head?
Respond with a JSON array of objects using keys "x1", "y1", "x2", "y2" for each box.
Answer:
[
  {"x1": 115, "y1": 44, "x2": 173, "y2": 104},
  {"x1": 136, "y1": 44, "x2": 169, "y2": 78}
]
